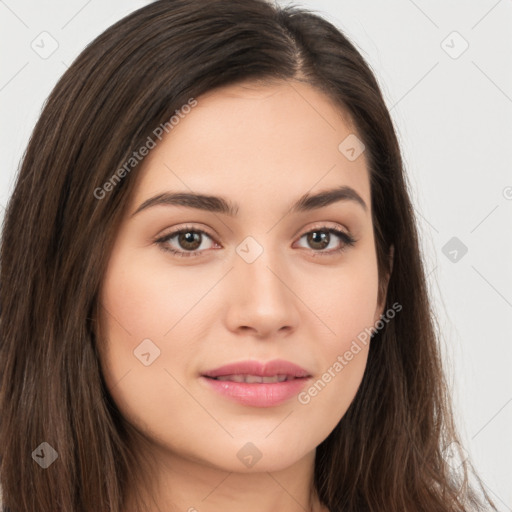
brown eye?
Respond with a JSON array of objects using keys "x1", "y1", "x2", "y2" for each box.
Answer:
[
  {"x1": 155, "y1": 226, "x2": 217, "y2": 257},
  {"x1": 306, "y1": 231, "x2": 331, "y2": 250},
  {"x1": 296, "y1": 226, "x2": 356, "y2": 255},
  {"x1": 177, "y1": 231, "x2": 202, "y2": 251}
]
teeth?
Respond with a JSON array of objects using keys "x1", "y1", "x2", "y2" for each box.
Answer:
[
  {"x1": 227, "y1": 374, "x2": 245, "y2": 383},
  {"x1": 246, "y1": 374, "x2": 263, "y2": 383},
  {"x1": 215, "y1": 374, "x2": 290, "y2": 383}
]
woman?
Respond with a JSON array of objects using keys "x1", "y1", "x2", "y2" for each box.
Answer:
[{"x1": 0, "y1": 0, "x2": 498, "y2": 511}]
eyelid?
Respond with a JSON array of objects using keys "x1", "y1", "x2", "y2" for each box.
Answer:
[
  {"x1": 155, "y1": 222, "x2": 216, "y2": 240},
  {"x1": 296, "y1": 221, "x2": 350, "y2": 237}
]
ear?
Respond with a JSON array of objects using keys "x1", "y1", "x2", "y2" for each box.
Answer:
[{"x1": 373, "y1": 244, "x2": 394, "y2": 323}]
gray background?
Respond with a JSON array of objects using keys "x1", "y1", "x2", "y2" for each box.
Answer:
[{"x1": 0, "y1": 0, "x2": 511, "y2": 509}]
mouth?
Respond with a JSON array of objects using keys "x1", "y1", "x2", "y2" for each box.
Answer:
[{"x1": 200, "y1": 359, "x2": 312, "y2": 407}]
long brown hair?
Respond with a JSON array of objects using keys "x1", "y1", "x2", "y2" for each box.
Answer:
[{"x1": 0, "y1": 0, "x2": 497, "y2": 510}]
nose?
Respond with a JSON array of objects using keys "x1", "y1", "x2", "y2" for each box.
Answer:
[{"x1": 223, "y1": 243, "x2": 301, "y2": 339}]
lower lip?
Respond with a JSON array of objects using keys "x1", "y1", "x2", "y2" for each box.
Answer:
[{"x1": 201, "y1": 376, "x2": 310, "y2": 407}]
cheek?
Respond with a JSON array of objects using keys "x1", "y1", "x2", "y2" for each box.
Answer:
[
  {"x1": 293, "y1": 253, "x2": 378, "y2": 413},
  {"x1": 297, "y1": 249, "x2": 380, "y2": 345},
  {"x1": 99, "y1": 245, "x2": 208, "y2": 339},
  {"x1": 96, "y1": 243, "x2": 221, "y2": 431}
]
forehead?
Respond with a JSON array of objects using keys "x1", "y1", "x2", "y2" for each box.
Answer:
[{"x1": 130, "y1": 79, "x2": 370, "y2": 216}]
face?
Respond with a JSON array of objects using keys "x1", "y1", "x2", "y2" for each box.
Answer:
[{"x1": 98, "y1": 79, "x2": 389, "y2": 474}]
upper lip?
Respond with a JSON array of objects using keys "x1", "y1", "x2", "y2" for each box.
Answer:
[{"x1": 202, "y1": 359, "x2": 311, "y2": 379}]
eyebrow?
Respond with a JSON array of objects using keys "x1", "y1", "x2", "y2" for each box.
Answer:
[{"x1": 131, "y1": 184, "x2": 367, "y2": 218}]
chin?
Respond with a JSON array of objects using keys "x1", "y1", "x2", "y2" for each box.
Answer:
[{"x1": 196, "y1": 436, "x2": 316, "y2": 474}]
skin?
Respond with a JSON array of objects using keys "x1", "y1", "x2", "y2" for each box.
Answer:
[{"x1": 98, "y1": 79, "x2": 391, "y2": 512}]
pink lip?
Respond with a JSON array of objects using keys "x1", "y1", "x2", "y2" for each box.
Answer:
[
  {"x1": 202, "y1": 359, "x2": 310, "y2": 379},
  {"x1": 200, "y1": 359, "x2": 312, "y2": 407}
]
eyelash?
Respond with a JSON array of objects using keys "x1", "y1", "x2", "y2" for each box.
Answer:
[{"x1": 154, "y1": 224, "x2": 357, "y2": 258}]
